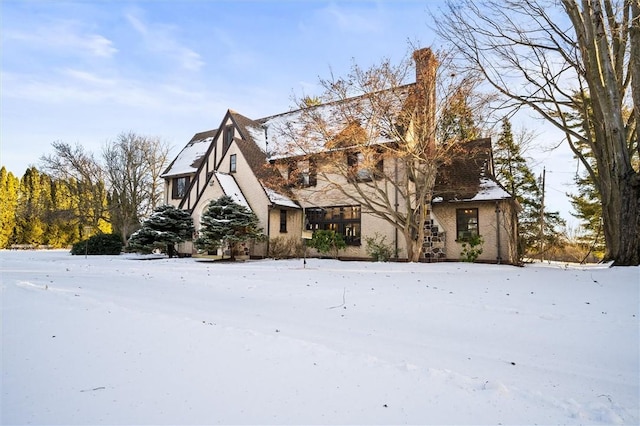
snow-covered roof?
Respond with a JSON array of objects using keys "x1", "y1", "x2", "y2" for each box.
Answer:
[
  {"x1": 215, "y1": 172, "x2": 249, "y2": 209},
  {"x1": 162, "y1": 132, "x2": 215, "y2": 177},
  {"x1": 263, "y1": 187, "x2": 300, "y2": 209},
  {"x1": 258, "y1": 86, "x2": 410, "y2": 160},
  {"x1": 245, "y1": 123, "x2": 267, "y2": 152},
  {"x1": 469, "y1": 178, "x2": 512, "y2": 201},
  {"x1": 432, "y1": 178, "x2": 511, "y2": 203}
]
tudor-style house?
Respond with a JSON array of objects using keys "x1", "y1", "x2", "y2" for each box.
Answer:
[{"x1": 161, "y1": 48, "x2": 519, "y2": 263}]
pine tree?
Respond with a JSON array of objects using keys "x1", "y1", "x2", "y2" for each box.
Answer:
[
  {"x1": 493, "y1": 118, "x2": 565, "y2": 259},
  {"x1": 195, "y1": 196, "x2": 265, "y2": 260},
  {"x1": 127, "y1": 205, "x2": 194, "y2": 257},
  {"x1": 0, "y1": 167, "x2": 19, "y2": 248}
]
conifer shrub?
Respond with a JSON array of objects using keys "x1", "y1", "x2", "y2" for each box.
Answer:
[
  {"x1": 71, "y1": 233, "x2": 123, "y2": 255},
  {"x1": 127, "y1": 205, "x2": 195, "y2": 258},
  {"x1": 194, "y1": 196, "x2": 265, "y2": 260}
]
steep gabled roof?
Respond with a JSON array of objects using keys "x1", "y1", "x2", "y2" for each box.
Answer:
[
  {"x1": 255, "y1": 85, "x2": 412, "y2": 160},
  {"x1": 227, "y1": 110, "x2": 283, "y2": 183},
  {"x1": 215, "y1": 172, "x2": 249, "y2": 209},
  {"x1": 161, "y1": 130, "x2": 217, "y2": 178}
]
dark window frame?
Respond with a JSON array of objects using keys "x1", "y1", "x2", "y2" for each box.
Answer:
[
  {"x1": 456, "y1": 208, "x2": 479, "y2": 241},
  {"x1": 305, "y1": 205, "x2": 361, "y2": 246},
  {"x1": 230, "y1": 154, "x2": 237, "y2": 173},
  {"x1": 171, "y1": 176, "x2": 190, "y2": 199},
  {"x1": 347, "y1": 151, "x2": 383, "y2": 182},
  {"x1": 287, "y1": 158, "x2": 317, "y2": 187},
  {"x1": 279, "y1": 209, "x2": 287, "y2": 233},
  {"x1": 223, "y1": 125, "x2": 234, "y2": 151}
]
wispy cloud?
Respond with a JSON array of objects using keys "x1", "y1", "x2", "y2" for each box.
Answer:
[
  {"x1": 317, "y1": 3, "x2": 383, "y2": 33},
  {"x1": 124, "y1": 10, "x2": 204, "y2": 72},
  {"x1": 5, "y1": 21, "x2": 117, "y2": 58},
  {"x1": 2, "y1": 68, "x2": 216, "y2": 115}
]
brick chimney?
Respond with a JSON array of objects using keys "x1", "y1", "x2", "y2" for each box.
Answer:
[
  {"x1": 413, "y1": 48, "x2": 437, "y2": 151},
  {"x1": 414, "y1": 47, "x2": 437, "y2": 86}
]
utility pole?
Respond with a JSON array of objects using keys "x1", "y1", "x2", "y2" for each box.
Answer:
[{"x1": 538, "y1": 167, "x2": 546, "y2": 262}]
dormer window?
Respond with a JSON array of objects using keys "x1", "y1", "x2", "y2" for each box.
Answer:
[
  {"x1": 347, "y1": 151, "x2": 383, "y2": 181},
  {"x1": 287, "y1": 158, "x2": 317, "y2": 187}
]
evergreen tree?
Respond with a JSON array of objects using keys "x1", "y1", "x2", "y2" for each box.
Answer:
[
  {"x1": 14, "y1": 167, "x2": 48, "y2": 246},
  {"x1": 493, "y1": 118, "x2": 565, "y2": 259},
  {"x1": 0, "y1": 167, "x2": 19, "y2": 248},
  {"x1": 563, "y1": 94, "x2": 605, "y2": 256},
  {"x1": 568, "y1": 170, "x2": 604, "y2": 256},
  {"x1": 40, "y1": 142, "x2": 112, "y2": 237},
  {"x1": 127, "y1": 205, "x2": 194, "y2": 257},
  {"x1": 436, "y1": 83, "x2": 482, "y2": 145},
  {"x1": 46, "y1": 178, "x2": 80, "y2": 247},
  {"x1": 195, "y1": 196, "x2": 265, "y2": 260}
]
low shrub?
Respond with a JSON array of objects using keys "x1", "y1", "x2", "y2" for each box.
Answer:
[
  {"x1": 365, "y1": 233, "x2": 398, "y2": 261},
  {"x1": 268, "y1": 236, "x2": 304, "y2": 259},
  {"x1": 71, "y1": 233, "x2": 123, "y2": 255},
  {"x1": 307, "y1": 230, "x2": 346, "y2": 259},
  {"x1": 460, "y1": 234, "x2": 484, "y2": 262}
]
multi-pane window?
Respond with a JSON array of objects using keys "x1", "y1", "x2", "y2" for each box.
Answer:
[
  {"x1": 347, "y1": 151, "x2": 383, "y2": 181},
  {"x1": 287, "y1": 159, "x2": 317, "y2": 187},
  {"x1": 279, "y1": 209, "x2": 287, "y2": 233},
  {"x1": 230, "y1": 154, "x2": 237, "y2": 173},
  {"x1": 456, "y1": 208, "x2": 479, "y2": 241},
  {"x1": 171, "y1": 176, "x2": 190, "y2": 199},
  {"x1": 306, "y1": 205, "x2": 361, "y2": 245}
]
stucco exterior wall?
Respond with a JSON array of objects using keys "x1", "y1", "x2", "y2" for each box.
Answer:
[
  {"x1": 192, "y1": 142, "x2": 278, "y2": 258},
  {"x1": 190, "y1": 177, "x2": 227, "y2": 232},
  {"x1": 282, "y1": 156, "x2": 415, "y2": 260},
  {"x1": 432, "y1": 200, "x2": 517, "y2": 264},
  {"x1": 267, "y1": 208, "x2": 303, "y2": 240},
  {"x1": 221, "y1": 145, "x2": 272, "y2": 229}
]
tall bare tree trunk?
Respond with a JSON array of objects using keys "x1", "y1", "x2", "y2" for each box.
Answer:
[
  {"x1": 563, "y1": 0, "x2": 640, "y2": 265},
  {"x1": 434, "y1": 0, "x2": 640, "y2": 265}
]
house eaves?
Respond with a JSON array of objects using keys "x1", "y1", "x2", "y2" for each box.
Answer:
[
  {"x1": 215, "y1": 172, "x2": 250, "y2": 209},
  {"x1": 161, "y1": 129, "x2": 217, "y2": 178}
]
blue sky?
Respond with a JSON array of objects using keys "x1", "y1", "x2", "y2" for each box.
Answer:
[{"x1": 1, "y1": 0, "x2": 578, "y2": 223}]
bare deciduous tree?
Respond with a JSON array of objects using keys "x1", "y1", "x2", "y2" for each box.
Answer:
[
  {"x1": 40, "y1": 142, "x2": 110, "y2": 234},
  {"x1": 41, "y1": 133, "x2": 170, "y2": 243},
  {"x1": 433, "y1": 0, "x2": 640, "y2": 265},
  {"x1": 103, "y1": 132, "x2": 170, "y2": 242},
  {"x1": 268, "y1": 48, "x2": 495, "y2": 261}
]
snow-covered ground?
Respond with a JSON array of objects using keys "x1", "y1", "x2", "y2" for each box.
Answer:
[{"x1": 1, "y1": 250, "x2": 638, "y2": 425}]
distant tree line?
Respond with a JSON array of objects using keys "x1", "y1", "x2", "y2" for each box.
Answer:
[{"x1": 0, "y1": 132, "x2": 169, "y2": 249}]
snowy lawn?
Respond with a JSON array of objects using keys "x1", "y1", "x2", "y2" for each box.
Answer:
[{"x1": 1, "y1": 250, "x2": 638, "y2": 425}]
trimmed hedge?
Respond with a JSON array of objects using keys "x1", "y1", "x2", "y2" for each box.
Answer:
[{"x1": 71, "y1": 233, "x2": 123, "y2": 255}]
